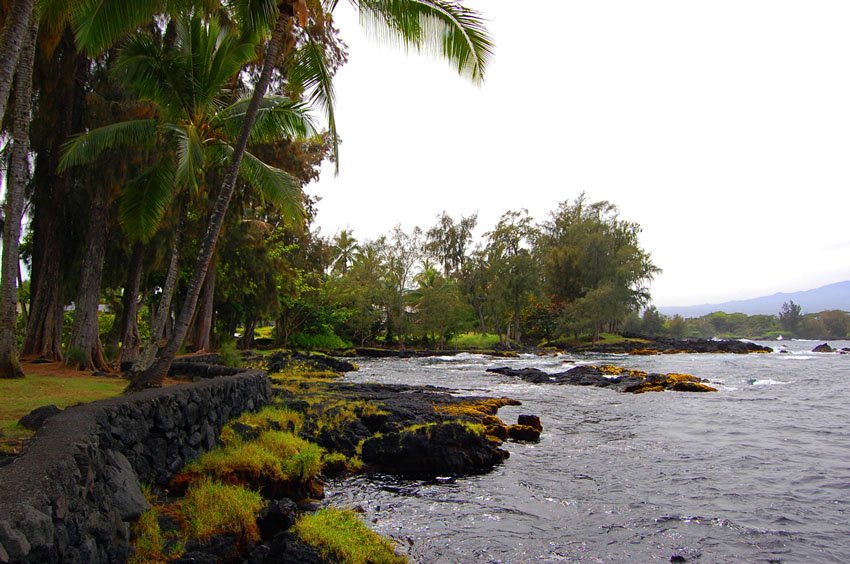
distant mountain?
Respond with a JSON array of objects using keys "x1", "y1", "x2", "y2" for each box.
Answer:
[{"x1": 657, "y1": 280, "x2": 850, "y2": 318}]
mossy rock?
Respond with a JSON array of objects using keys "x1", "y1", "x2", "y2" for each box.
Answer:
[{"x1": 506, "y1": 424, "x2": 540, "y2": 442}]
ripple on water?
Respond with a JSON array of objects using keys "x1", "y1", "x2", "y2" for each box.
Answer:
[{"x1": 332, "y1": 347, "x2": 850, "y2": 562}]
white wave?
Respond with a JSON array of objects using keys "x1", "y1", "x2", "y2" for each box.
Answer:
[{"x1": 748, "y1": 378, "x2": 787, "y2": 386}]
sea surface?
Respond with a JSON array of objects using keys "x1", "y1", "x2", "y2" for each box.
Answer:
[{"x1": 324, "y1": 340, "x2": 850, "y2": 563}]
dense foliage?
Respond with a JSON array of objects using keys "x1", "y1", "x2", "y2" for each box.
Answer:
[
  {"x1": 0, "y1": 0, "x2": 495, "y2": 379},
  {"x1": 624, "y1": 302, "x2": 850, "y2": 340}
]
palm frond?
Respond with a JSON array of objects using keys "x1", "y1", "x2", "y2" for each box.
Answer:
[
  {"x1": 119, "y1": 158, "x2": 177, "y2": 242},
  {"x1": 59, "y1": 120, "x2": 159, "y2": 171},
  {"x1": 355, "y1": 0, "x2": 493, "y2": 84},
  {"x1": 72, "y1": 0, "x2": 164, "y2": 55},
  {"x1": 288, "y1": 40, "x2": 338, "y2": 170},
  {"x1": 114, "y1": 34, "x2": 188, "y2": 119},
  {"x1": 174, "y1": 125, "x2": 206, "y2": 190},
  {"x1": 212, "y1": 96, "x2": 317, "y2": 143},
  {"x1": 210, "y1": 141, "x2": 303, "y2": 222},
  {"x1": 200, "y1": 20, "x2": 258, "y2": 106},
  {"x1": 240, "y1": 150, "x2": 304, "y2": 222},
  {"x1": 226, "y1": 0, "x2": 278, "y2": 37}
]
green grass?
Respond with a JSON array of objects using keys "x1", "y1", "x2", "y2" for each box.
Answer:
[
  {"x1": 254, "y1": 325, "x2": 274, "y2": 339},
  {"x1": 129, "y1": 507, "x2": 185, "y2": 564},
  {"x1": 184, "y1": 430, "x2": 324, "y2": 484},
  {"x1": 219, "y1": 405, "x2": 304, "y2": 445},
  {"x1": 0, "y1": 373, "x2": 125, "y2": 449},
  {"x1": 179, "y1": 479, "x2": 265, "y2": 543},
  {"x1": 447, "y1": 332, "x2": 501, "y2": 349},
  {"x1": 294, "y1": 508, "x2": 406, "y2": 564}
]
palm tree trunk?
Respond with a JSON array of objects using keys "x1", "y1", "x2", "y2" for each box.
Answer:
[
  {"x1": 66, "y1": 184, "x2": 111, "y2": 371},
  {"x1": 130, "y1": 13, "x2": 291, "y2": 389},
  {"x1": 116, "y1": 241, "x2": 144, "y2": 365},
  {"x1": 130, "y1": 217, "x2": 182, "y2": 374},
  {"x1": 186, "y1": 256, "x2": 216, "y2": 352},
  {"x1": 0, "y1": 20, "x2": 36, "y2": 378},
  {"x1": 0, "y1": 0, "x2": 35, "y2": 125}
]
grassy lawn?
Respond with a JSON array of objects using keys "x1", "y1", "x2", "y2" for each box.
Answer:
[
  {"x1": 594, "y1": 332, "x2": 652, "y2": 345},
  {"x1": 447, "y1": 332, "x2": 501, "y2": 349},
  {"x1": 0, "y1": 363, "x2": 126, "y2": 452}
]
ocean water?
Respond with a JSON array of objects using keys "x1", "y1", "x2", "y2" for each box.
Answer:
[{"x1": 325, "y1": 340, "x2": 850, "y2": 563}]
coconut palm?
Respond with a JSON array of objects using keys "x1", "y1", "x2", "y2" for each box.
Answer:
[
  {"x1": 133, "y1": 0, "x2": 493, "y2": 388},
  {"x1": 331, "y1": 229, "x2": 359, "y2": 275},
  {"x1": 0, "y1": 0, "x2": 36, "y2": 125},
  {"x1": 0, "y1": 19, "x2": 36, "y2": 379},
  {"x1": 60, "y1": 14, "x2": 315, "y2": 371}
]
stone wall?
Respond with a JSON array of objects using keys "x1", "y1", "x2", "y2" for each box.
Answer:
[{"x1": 0, "y1": 370, "x2": 271, "y2": 563}]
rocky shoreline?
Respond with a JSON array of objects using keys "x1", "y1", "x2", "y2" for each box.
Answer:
[
  {"x1": 562, "y1": 337, "x2": 772, "y2": 355},
  {"x1": 126, "y1": 351, "x2": 542, "y2": 563},
  {"x1": 488, "y1": 364, "x2": 718, "y2": 393}
]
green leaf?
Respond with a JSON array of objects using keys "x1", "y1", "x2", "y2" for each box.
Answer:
[
  {"x1": 174, "y1": 125, "x2": 205, "y2": 191},
  {"x1": 72, "y1": 0, "x2": 164, "y2": 55},
  {"x1": 355, "y1": 0, "x2": 493, "y2": 84},
  {"x1": 59, "y1": 120, "x2": 159, "y2": 171},
  {"x1": 119, "y1": 159, "x2": 177, "y2": 242},
  {"x1": 240, "y1": 150, "x2": 304, "y2": 222},
  {"x1": 213, "y1": 96, "x2": 317, "y2": 144},
  {"x1": 288, "y1": 40, "x2": 339, "y2": 171}
]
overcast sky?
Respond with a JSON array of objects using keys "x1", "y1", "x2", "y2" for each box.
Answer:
[{"x1": 306, "y1": 0, "x2": 850, "y2": 307}]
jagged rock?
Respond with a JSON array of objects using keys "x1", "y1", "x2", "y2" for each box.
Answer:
[
  {"x1": 258, "y1": 498, "x2": 297, "y2": 541},
  {"x1": 507, "y1": 424, "x2": 541, "y2": 442},
  {"x1": 361, "y1": 422, "x2": 509, "y2": 477},
  {"x1": 812, "y1": 343, "x2": 834, "y2": 353},
  {"x1": 490, "y1": 364, "x2": 717, "y2": 394},
  {"x1": 517, "y1": 414, "x2": 542, "y2": 432},
  {"x1": 18, "y1": 405, "x2": 61, "y2": 431},
  {"x1": 266, "y1": 351, "x2": 357, "y2": 375}
]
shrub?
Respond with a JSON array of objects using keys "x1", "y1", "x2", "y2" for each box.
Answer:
[
  {"x1": 294, "y1": 508, "x2": 406, "y2": 564},
  {"x1": 179, "y1": 479, "x2": 264, "y2": 543},
  {"x1": 218, "y1": 339, "x2": 242, "y2": 368},
  {"x1": 290, "y1": 331, "x2": 352, "y2": 351}
]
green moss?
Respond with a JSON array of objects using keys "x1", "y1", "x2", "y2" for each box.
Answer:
[
  {"x1": 179, "y1": 479, "x2": 265, "y2": 543},
  {"x1": 400, "y1": 420, "x2": 486, "y2": 438},
  {"x1": 223, "y1": 405, "x2": 304, "y2": 441},
  {"x1": 294, "y1": 508, "x2": 406, "y2": 564},
  {"x1": 322, "y1": 452, "x2": 364, "y2": 475}
]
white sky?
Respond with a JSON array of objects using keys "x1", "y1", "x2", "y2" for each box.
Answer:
[{"x1": 306, "y1": 0, "x2": 850, "y2": 306}]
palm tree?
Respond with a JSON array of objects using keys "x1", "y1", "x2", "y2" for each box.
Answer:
[
  {"x1": 133, "y1": 0, "x2": 494, "y2": 388},
  {"x1": 60, "y1": 14, "x2": 315, "y2": 371},
  {"x1": 0, "y1": 0, "x2": 36, "y2": 125},
  {"x1": 0, "y1": 19, "x2": 36, "y2": 378},
  {"x1": 331, "y1": 229, "x2": 359, "y2": 275}
]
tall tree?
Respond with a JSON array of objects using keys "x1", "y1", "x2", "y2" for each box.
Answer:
[
  {"x1": 778, "y1": 300, "x2": 803, "y2": 336},
  {"x1": 485, "y1": 210, "x2": 539, "y2": 346},
  {"x1": 135, "y1": 0, "x2": 494, "y2": 386},
  {"x1": 61, "y1": 14, "x2": 312, "y2": 372},
  {"x1": 0, "y1": 0, "x2": 36, "y2": 124},
  {"x1": 331, "y1": 229, "x2": 358, "y2": 275},
  {"x1": 0, "y1": 19, "x2": 36, "y2": 378},
  {"x1": 425, "y1": 211, "x2": 476, "y2": 277},
  {"x1": 538, "y1": 194, "x2": 659, "y2": 340}
]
